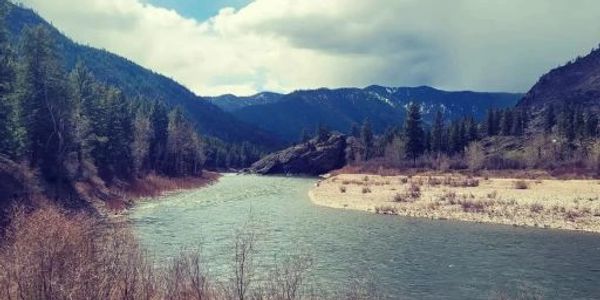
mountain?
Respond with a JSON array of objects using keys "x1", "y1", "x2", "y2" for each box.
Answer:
[
  {"x1": 518, "y1": 47, "x2": 600, "y2": 128},
  {"x1": 5, "y1": 3, "x2": 282, "y2": 149},
  {"x1": 210, "y1": 86, "x2": 521, "y2": 142},
  {"x1": 206, "y1": 92, "x2": 284, "y2": 112}
]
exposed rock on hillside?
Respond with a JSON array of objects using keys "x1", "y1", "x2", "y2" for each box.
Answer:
[{"x1": 247, "y1": 135, "x2": 347, "y2": 175}]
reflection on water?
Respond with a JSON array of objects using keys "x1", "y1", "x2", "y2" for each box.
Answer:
[{"x1": 130, "y1": 174, "x2": 600, "y2": 299}]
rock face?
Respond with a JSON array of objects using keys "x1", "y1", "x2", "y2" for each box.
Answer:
[{"x1": 247, "y1": 134, "x2": 347, "y2": 175}]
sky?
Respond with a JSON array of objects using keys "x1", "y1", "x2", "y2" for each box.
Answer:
[{"x1": 17, "y1": 0, "x2": 600, "y2": 96}]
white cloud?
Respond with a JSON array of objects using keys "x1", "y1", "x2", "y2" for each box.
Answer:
[{"x1": 18, "y1": 0, "x2": 600, "y2": 96}]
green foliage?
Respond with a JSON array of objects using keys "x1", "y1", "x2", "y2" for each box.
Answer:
[
  {"x1": 404, "y1": 102, "x2": 424, "y2": 163},
  {"x1": 316, "y1": 123, "x2": 331, "y2": 142},
  {"x1": 431, "y1": 109, "x2": 446, "y2": 153},
  {"x1": 0, "y1": 20, "x2": 211, "y2": 195},
  {"x1": 361, "y1": 119, "x2": 374, "y2": 160},
  {"x1": 0, "y1": 1, "x2": 22, "y2": 158}
]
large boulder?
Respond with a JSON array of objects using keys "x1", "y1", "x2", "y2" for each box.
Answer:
[{"x1": 248, "y1": 134, "x2": 347, "y2": 175}]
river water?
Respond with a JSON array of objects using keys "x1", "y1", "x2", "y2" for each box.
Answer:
[{"x1": 130, "y1": 174, "x2": 600, "y2": 299}]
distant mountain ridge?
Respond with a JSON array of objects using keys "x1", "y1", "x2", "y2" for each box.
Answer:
[
  {"x1": 209, "y1": 85, "x2": 522, "y2": 142},
  {"x1": 5, "y1": 3, "x2": 282, "y2": 148}
]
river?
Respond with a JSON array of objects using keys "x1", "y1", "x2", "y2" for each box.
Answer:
[{"x1": 130, "y1": 174, "x2": 600, "y2": 299}]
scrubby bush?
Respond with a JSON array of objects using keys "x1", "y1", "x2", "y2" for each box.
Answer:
[
  {"x1": 513, "y1": 180, "x2": 529, "y2": 190},
  {"x1": 375, "y1": 206, "x2": 398, "y2": 215},
  {"x1": 530, "y1": 203, "x2": 544, "y2": 213},
  {"x1": 0, "y1": 205, "x2": 317, "y2": 300}
]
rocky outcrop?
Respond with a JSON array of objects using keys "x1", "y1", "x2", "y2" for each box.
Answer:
[{"x1": 247, "y1": 134, "x2": 347, "y2": 175}]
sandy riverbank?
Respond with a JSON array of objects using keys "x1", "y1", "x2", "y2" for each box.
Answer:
[{"x1": 309, "y1": 173, "x2": 600, "y2": 233}]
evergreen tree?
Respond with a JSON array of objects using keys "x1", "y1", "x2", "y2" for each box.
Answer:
[
  {"x1": 19, "y1": 25, "x2": 73, "y2": 181},
  {"x1": 404, "y1": 103, "x2": 424, "y2": 164},
  {"x1": 423, "y1": 128, "x2": 431, "y2": 153},
  {"x1": 300, "y1": 127, "x2": 311, "y2": 144},
  {"x1": 431, "y1": 109, "x2": 445, "y2": 153},
  {"x1": 466, "y1": 117, "x2": 479, "y2": 143},
  {"x1": 501, "y1": 109, "x2": 513, "y2": 136},
  {"x1": 448, "y1": 122, "x2": 458, "y2": 154},
  {"x1": 316, "y1": 123, "x2": 330, "y2": 142},
  {"x1": 166, "y1": 106, "x2": 204, "y2": 176},
  {"x1": 351, "y1": 123, "x2": 360, "y2": 138},
  {"x1": 361, "y1": 119, "x2": 374, "y2": 160},
  {"x1": 558, "y1": 104, "x2": 576, "y2": 142},
  {"x1": 0, "y1": 3, "x2": 22, "y2": 158},
  {"x1": 68, "y1": 62, "x2": 99, "y2": 178},
  {"x1": 585, "y1": 113, "x2": 598, "y2": 138},
  {"x1": 485, "y1": 109, "x2": 497, "y2": 136},
  {"x1": 574, "y1": 109, "x2": 586, "y2": 139},
  {"x1": 543, "y1": 105, "x2": 556, "y2": 134},
  {"x1": 511, "y1": 109, "x2": 524, "y2": 136},
  {"x1": 149, "y1": 101, "x2": 169, "y2": 171}
]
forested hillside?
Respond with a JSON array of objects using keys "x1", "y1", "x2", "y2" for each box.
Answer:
[
  {"x1": 210, "y1": 86, "x2": 521, "y2": 142},
  {"x1": 0, "y1": 2, "x2": 216, "y2": 216},
  {"x1": 3, "y1": 2, "x2": 282, "y2": 149}
]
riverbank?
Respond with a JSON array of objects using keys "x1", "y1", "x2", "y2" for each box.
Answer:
[
  {"x1": 75, "y1": 171, "x2": 221, "y2": 213},
  {"x1": 309, "y1": 173, "x2": 600, "y2": 233}
]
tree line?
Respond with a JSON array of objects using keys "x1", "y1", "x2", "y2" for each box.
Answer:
[
  {"x1": 318, "y1": 101, "x2": 600, "y2": 172},
  {"x1": 0, "y1": 12, "x2": 208, "y2": 199}
]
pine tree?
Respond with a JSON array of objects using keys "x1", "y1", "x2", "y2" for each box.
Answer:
[
  {"x1": 68, "y1": 62, "x2": 99, "y2": 178},
  {"x1": 423, "y1": 128, "x2": 431, "y2": 153},
  {"x1": 404, "y1": 103, "x2": 424, "y2": 164},
  {"x1": 558, "y1": 104, "x2": 576, "y2": 142},
  {"x1": 511, "y1": 109, "x2": 524, "y2": 136},
  {"x1": 585, "y1": 113, "x2": 598, "y2": 138},
  {"x1": 501, "y1": 109, "x2": 513, "y2": 136},
  {"x1": 574, "y1": 109, "x2": 586, "y2": 140},
  {"x1": 19, "y1": 25, "x2": 73, "y2": 181},
  {"x1": 361, "y1": 119, "x2": 374, "y2": 161},
  {"x1": 485, "y1": 109, "x2": 497, "y2": 136},
  {"x1": 431, "y1": 109, "x2": 445, "y2": 153},
  {"x1": 149, "y1": 101, "x2": 169, "y2": 171},
  {"x1": 543, "y1": 105, "x2": 556, "y2": 134},
  {"x1": 316, "y1": 123, "x2": 330, "y2": 142},
  {"x1": 465, "y1": 116, "x2": 478, "y2": 143},
  {"x1": 299, "y1": 127, "x2": 311, "y2": 144},
  {"x1": 448, "y1": 122, "x2": 460, "y2": 154},
  {"x1": 0, "y1": 2, "x2": 22, "y2": 158},
  {"x1": 351, "y1": 123, "x2": 360, "y2": 138}
]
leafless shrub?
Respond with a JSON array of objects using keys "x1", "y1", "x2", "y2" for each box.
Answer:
[
  {"x1": 487, "y1": 191, "x2": 498, "y2": 199},
  {"x1": 427, "y1": 176, "x2": 442, "y2": 186},
  {"x1": 461, "y1": 199, "x2": 494, "y2": 213},
  {"x1": 375, "y1": 205, "x2": 398, "y2": 215},
  {"x1": 0, "y1": 206, "x2": 323, "y2": 300},
  {"x1": 362, "y1": 176, "x2": 369, "y2": 182},
  {"x1": 530, "y1": 203, "x2": 544, "y2": 213},
  {"x1": 439, "y1": 191, "x2": 458, "y2": 204},
  {"x1": 565, "y1": 209, "x2": 585, "y2": 221},
  {"x1": 259, "y1": 254, "x2": 313, "y2": 300},
  {"x1": 339, "y1": 186, "x2": 347, "y2": 193},
  {"x1": 400, "y1": 177, "x2": 408, "y2": 184},
  {"x1": 362, "y1": 187, "x2": 372, "y2": 194},
  {"x1": 407, "y1": 183, "x2": 421, "y2": 199},
  {"x1": 513, "y1": 180, "x2": 529, "y2": 190}
]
